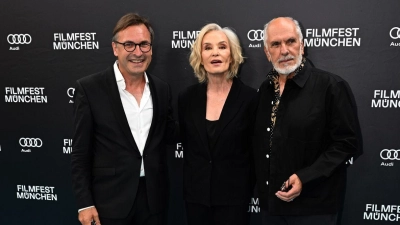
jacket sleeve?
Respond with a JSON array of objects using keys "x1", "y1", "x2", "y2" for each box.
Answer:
[
  {"x1": 295, "y1": 80, "x2": 359, "y2": 185},
  {"x1": 71, "y1": 80, "x2": 95, "y2": 209}
]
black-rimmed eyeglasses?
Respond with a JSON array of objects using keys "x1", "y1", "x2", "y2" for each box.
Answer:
[{"x1": 114, "y1": 41, "x2": 152, "y2": 53}]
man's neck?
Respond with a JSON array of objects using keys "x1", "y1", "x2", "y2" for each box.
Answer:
[
  {"x1": 122, "y1": 73, "x2": 146, "y2": 106},
  {"x1": 122, "y1": 73, "x2": 145, "y2": 89}
]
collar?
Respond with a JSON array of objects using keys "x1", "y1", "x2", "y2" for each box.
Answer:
[{"x1": 113, "y1": 60, "x2": 149, "y2": 90}]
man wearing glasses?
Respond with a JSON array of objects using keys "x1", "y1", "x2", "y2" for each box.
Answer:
[{"x1": 71, "y1": 13, "x2": 177, "y2": 225}]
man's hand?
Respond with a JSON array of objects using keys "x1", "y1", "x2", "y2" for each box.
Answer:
[
  {"x1": 78, "y1": 207, "x2": 101, "y2": 225},
  {"x1": 275, "y1": 174, "x2": 302, "y2": 202}
]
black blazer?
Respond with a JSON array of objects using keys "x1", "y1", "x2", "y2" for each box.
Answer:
[
  {"x1": 71, "y1": 66, "x2": 176, "y2": 218},
  {"x1": 178, "y1": 78, "x2": 257, "y2": 206}
]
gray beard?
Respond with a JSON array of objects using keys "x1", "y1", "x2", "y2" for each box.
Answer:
[{"x1": 273, "y1": 54, "x2": 302, "y2": 75}]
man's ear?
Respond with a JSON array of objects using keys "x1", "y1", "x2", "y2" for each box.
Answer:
[{"x1": 112, "y1": 42, "x2": 118, "y2": 57}]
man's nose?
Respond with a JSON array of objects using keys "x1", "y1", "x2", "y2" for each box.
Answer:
[
  {"x1": 280, "y1": 44, "x2": 289, "y2": 55},
  {"x1": 132, "y1": 45, "x2": 143, "y2": 56}
]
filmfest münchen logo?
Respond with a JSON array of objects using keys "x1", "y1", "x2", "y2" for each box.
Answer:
[
  {"x1": 16, "y1": 185, "x2": 57, "y2": 201},
  {"x1": 380, "y1": 149, "x2": 399, "y2": 167},
  {"x1": 63, "y1": 139, "x2": 72, "y2": 154},
  {"x1": 7, "y1": 34, "x2": 32, "y2": 51},
  {"x1": 364, "y1": 204, "x2": 400, "y2": 221},
  {"x1": 304, "y1": 28, "x2": 361, "y2": 47},
  {"x1": 247, "y1": 29, "x2": 264, "y2": 48},
  {"x1": 19, "y1": 137, "x2": 43, "y2": 153},
  {"x1": 248, "y1": 197, "x2": 260, "y2": 213},
  {"x1": 53, "y1": 32, "x2": 99, "y2": 50},
  {"x1": 171, "y1": 31, "x2": 200, "y2": 49},
  {"x1": 175, "y1": 143, "x2": 183, "y2": 158},
  {"x1": 371, "y1": 90, "x2": 400, "y2": 108},
  {"x1": 389, "y1": 27, "x2": 400, "y2": 47},
  {"x1": 5, "y1": 87, "x2": 48, "y2": 103}
]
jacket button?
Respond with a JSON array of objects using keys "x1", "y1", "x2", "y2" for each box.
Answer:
[
  {"x1": 266, "y1": 154, "x2": 269, "y2": 158},
  {"x1": 267, "y1": 128, "x2": 271, "y2": 132},
  {"x1": 266, "y1": 181, "x2": 269, "y2": 185}
]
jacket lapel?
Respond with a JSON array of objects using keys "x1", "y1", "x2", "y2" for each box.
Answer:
[
  {"x1": 143, "y1": 73, "x2": 157, "y2": 151},
  {"x1": 211, "y1": 78, "x2": 243, "y2": 150},
  {"x1": 191, "y1": 83, "x2": 210, "y2": 153},
  {"x1": 104, "y1": 66, "x2": 141, "y2": 155}
]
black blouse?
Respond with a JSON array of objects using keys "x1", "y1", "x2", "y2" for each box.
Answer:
[{"x1": 206, "y1": 119, "x2": 218, "y2": 150}]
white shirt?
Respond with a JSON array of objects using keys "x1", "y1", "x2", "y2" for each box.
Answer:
[{"x1": 114, "y1": 61, "x2": 153, "y2": 177}]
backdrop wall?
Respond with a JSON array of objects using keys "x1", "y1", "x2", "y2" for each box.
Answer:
[{"x1": 1, "y1": 0, "x2": 400, "y2": 224}]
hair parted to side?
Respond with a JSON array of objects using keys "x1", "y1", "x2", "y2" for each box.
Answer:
[
  {"x1": 263, "y1": 17, "x2": 303, "y2": 46},
  {"x1": 112, "y1": 13, "x2": 154, "y2": 42},
  {"x1": 189, "y1": 23, "x2": 244, "y2": 83}
]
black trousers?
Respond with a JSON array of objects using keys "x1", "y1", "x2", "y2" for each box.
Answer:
[
  {"x1": 185, "y1": 201, "x2": 250, "y2": 225},
  {"x1": 261, "y1": 208, "x2": 338, "y2": 225},
  {"x1": 99, "y1": 177, "x2": 166, "y2": 225}
]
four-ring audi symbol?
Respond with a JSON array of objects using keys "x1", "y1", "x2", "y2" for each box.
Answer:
[
  {"x1": 19, "y1": 138, "x2": 43, "y2": 147},
  {"x1": 380, "y1": 149, "x2": 400, "y2": 160},
  {"x1": 389, "y1": 27, "x2": 400, "y2": 39},
  {"x1": 247, "y1": 29, "x2": 264, "y2": 41},
  {"x1": 7, "y1": 34, "x2": 32, "y2": 44},
  {"x1": 67, "y1": 87, "x2": 75, "y2": 98}
]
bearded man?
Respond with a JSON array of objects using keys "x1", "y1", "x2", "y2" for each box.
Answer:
[{"x1": 252, "y1": 17, "x2": 359, "y2": 225}]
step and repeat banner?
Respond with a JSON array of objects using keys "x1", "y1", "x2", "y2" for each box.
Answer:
[{"x1": 1, "y1": 0, "x2": 399, "y2": 224}]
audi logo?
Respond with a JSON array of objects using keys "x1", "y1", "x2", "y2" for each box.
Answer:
[
  {"x1": 389, "y1": 27, "x2": 400, "y2": 39},
  {"x1": 247, "y1": 29, "x2": 264, "y2": 41},
  {"x1": 7, "y1": 34, "x2": 32, "y2": 45},
  {"x1": 19, "y1": 138, "x2": 43, "y2": 148},
  {"x1": 380, "y1": 149, "x2": 400, "y2": 160},
  {"x1": 67, "y1": 87, "x2": 75, "y2": 98}
]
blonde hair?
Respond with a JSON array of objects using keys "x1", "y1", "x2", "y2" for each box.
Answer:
[{"x1": 189, "y1": 23, "x2": 244, "y2": 83}]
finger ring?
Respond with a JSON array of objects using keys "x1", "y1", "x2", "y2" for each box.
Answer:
[{"x1": 289, "y1": 198, "x2": 294, "y2": 202}]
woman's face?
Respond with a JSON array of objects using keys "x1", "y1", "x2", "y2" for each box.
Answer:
[{"x1": 201, "y1": 30, "x2": 232, "y2": 77}]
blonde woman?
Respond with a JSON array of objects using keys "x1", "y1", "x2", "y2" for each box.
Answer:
[{"x1": 178, "y1": 23, "x2": 257, "y2": 225}]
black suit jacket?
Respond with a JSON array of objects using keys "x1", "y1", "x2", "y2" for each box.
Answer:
[
  {"x1": 178, "y1": 78, "x2": 257, "y2": 206},
  {"x1": 71, "y1": 66, "x2": 176, "y2": 218}
]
